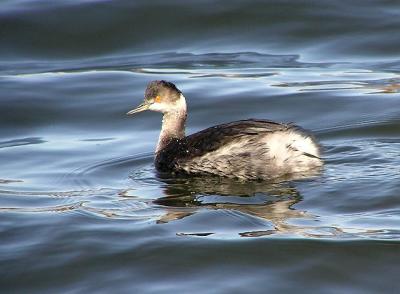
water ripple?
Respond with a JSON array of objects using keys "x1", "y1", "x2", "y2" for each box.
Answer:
[{"x1": 0, "y1": 137, "x2": 46, "y2": 149}]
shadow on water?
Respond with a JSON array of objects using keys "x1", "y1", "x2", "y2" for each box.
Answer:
[
  {"x1": 152, "y1": 175, "x2": 315, "y2": 237},
  {"x1": 147, "y1": 170, "x2": 394, "y2": 239}
]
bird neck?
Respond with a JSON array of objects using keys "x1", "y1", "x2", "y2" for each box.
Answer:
[{"x1": 156, "y1": 98, "x2": 187, "y2": 154}]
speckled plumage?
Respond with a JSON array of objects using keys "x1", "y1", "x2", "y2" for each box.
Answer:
[
  {"x1": 128, "y1": 81, "x2": 323, "y2": 180},
  {"x1": 155, "y1": 119, "x2": 322, "y2": 180}
]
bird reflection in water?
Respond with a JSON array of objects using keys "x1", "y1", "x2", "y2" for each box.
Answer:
[{"x1": 152, "y1": 171, "x2": 322, "y2": 237}]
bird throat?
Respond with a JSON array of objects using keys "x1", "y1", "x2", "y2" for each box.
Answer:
[{"x1": 156, "y1": 110, "x2": 187, "y2": 154}]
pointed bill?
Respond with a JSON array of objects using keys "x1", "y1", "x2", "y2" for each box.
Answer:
[{"x1": 126, "y1": 102, "x2": 150, "y2": 115}]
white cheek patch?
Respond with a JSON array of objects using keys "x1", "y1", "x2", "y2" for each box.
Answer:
[
  {"x1": 149, "y1": 102, "x2": 166, "y2": 113},
  {"x1": 148, "y1": 94, "x2": 187, "y2": 114}
]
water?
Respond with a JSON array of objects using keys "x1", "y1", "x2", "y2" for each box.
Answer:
[{"x1": 1, "y1": 0, "x2": 400, "y2": 293}]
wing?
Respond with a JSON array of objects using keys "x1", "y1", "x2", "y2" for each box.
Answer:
[{"x1": 183, "y1": 119, "x2": 290, "y2": 156}]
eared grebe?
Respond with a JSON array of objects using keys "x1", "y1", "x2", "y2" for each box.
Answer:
[{"x1": 127, "y1": 80, "x2": 323, "y2": 180}]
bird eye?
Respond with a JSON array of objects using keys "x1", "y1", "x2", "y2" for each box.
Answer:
[{"x1": 154, "y1": 95, "x2": 162, "y2": 103}]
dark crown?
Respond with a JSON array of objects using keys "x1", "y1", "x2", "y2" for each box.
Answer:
[{"x1": 145, "y1": 80, "x2": 181, "y2": 101}]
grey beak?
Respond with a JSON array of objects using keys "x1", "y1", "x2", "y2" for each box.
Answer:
[{"x1": 126, "y1": 102, "x2": 150, "y2": 115}]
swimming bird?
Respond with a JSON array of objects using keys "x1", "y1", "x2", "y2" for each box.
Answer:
[{"x1": 127, "y1": 80, "x2": 322, "y2": 180}]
